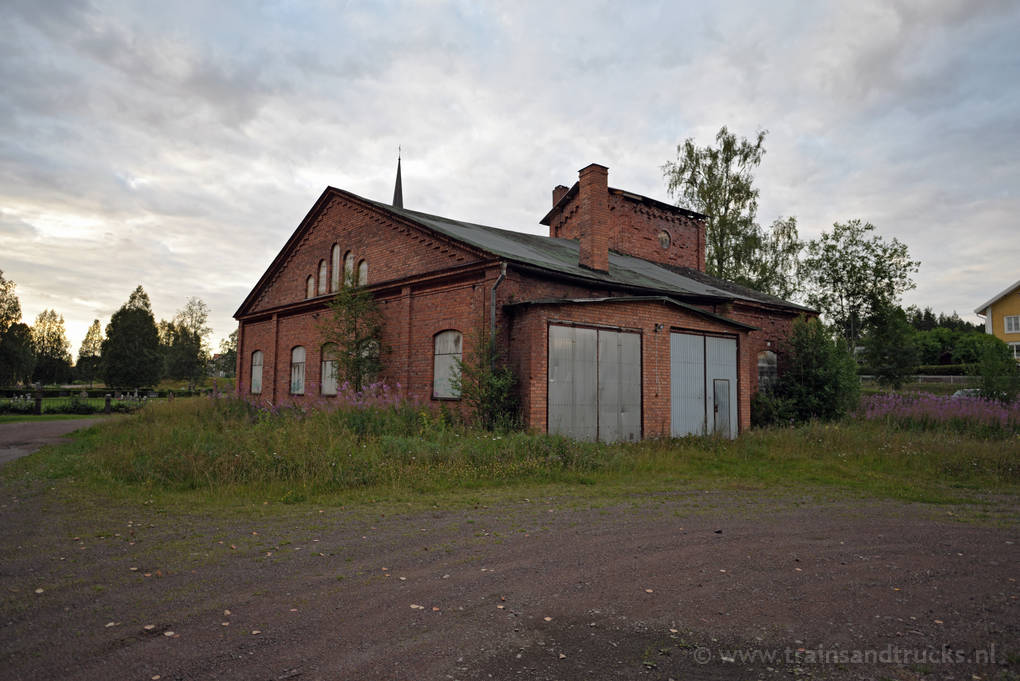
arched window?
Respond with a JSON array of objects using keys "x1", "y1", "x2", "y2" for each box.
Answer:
[
  {"x1": 357, "y1": 260, "x2": 368, "y2": 286},
  {"x1": 758, "y1": 350, "x2": 778, "y2": 391},
  {"x1": 330, "y1": 244, "x2": 341, "y2": 291},
  {"x1": 305, "y1": 275, "x2": 315, "y2": 299},
  {"x1": 250, "y1": 350, "x2": 263, "y2": 394},
  {"x1": 344, "y1": 252, "x2": 355, "y2": 285},
  {"x1": 290, "y1": 346, "x2": 306, "y2": 395},
  {"x1": 433, "y1": 330, "x2": 462, "y2": 399},
  {"x1": 321, "y1": 343, "x2": 338, "y2": 396},
  {"x1": 317, "y1": 260, "x2": 328, "y2": 295}
]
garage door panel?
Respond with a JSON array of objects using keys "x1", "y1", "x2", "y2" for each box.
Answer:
[
  {"x1": 597, "y1": 330, "x2": 642, "y2": 443},
  {"x1": 670, "y1": 332, "x2": 705, "y2": 437},
  {"x1": 706, "y1": 336, "x2": 738, "y2": 439},
  {"x1": 548, "y1": 325, "x2": 597, "y2": 441}
]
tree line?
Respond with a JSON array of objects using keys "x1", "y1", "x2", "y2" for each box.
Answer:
[
  {"x1": 663, "y1": 127, "x2": 1015, "y2": 372},
  {"x1": 0, "y1": 274, "x2": 237, "y2": 389}
]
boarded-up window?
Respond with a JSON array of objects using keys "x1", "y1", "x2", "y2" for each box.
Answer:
[
  {"x1": 250, "y1": 350, "x2": 263, "y2": 394},
  {"x1": 433, "y1": 330, "x2": 462, "y2": 399},
  {"x1": 317, "y1": 260, "x2": 328, "y2": 295},
  {"x1": 321, "y1": 343, "x2": 338, "y2": 396},
  {"x1": 330, "y1": 245, "x2": 341, "y2": 291},
  {"x1": 290, "y1": 346, "x2": 305, "y2": 395},
  {"x1": 358, "y1": 260, "x2": 368, "y2": 286},
  {"x1": 758, "y1": 350, "x2": 778, "y2": 391},
  {"x1": 305, "y1": 276, "x2": 315, "y2": 299},
  {"x1": 344, "y1": 252, "x2": 355, "y2": 285}
]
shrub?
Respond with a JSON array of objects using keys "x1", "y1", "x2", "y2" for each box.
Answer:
[
  {"x1": 975, "y1": 342, "x2": 1020, "y2": 404},
  {"x1": 750, "y1": 390, "x2": 797, "y2": 427},
  {"x1": 452, "y1": 331, "x2": 520, "y2": 431},
  {"x1": 758, "y1": 317, "x2": 859, "y2": 426}
]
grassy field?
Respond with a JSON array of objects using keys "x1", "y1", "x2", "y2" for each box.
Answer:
[{"x1": 5, "y1": 396, "x2": 1016, "y2": 509}]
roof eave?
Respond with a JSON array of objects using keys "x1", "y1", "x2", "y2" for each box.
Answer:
[{"x1": 974, "y1": 278, "x2": 1020, "y2": 315}]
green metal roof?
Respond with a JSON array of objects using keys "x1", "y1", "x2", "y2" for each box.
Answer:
[{"x1": 366, "y1": 197, "x2": 809, "y2": 312}]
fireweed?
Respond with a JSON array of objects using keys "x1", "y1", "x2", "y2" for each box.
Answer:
[{"x1": 860, "y1": 392, "x2": 1020, "y2": 439}]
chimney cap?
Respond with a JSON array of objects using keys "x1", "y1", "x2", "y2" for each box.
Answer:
[{"x1": 578, "y1": 162, "x2": 609, "y2": 174}]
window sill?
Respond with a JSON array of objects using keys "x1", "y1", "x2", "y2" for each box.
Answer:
[{"x1": 431, "y1": 396, "x2": 462, "y2": 402}]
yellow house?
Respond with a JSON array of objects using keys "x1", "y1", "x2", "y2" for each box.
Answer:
[{"x1": 975, "y1": 278, "x2": 1020, "y2": 362}]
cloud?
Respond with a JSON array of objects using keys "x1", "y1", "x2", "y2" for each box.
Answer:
[{"x1": 1, "y1": 0, "x2": 1018, "y2": 350}]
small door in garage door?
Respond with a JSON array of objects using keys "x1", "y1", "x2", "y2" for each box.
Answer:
[{"x1": 548, "y1": 324, "x2": 641, "y2": 442}]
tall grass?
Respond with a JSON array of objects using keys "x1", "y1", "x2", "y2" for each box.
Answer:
[{"x1": 7, "y1": 397, "x2": 1017, "y2": 503}]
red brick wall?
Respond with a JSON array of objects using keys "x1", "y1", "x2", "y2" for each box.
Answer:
[
  {"x1": 249, "y1": 194, "x2": 483, "y2": 315},
  {"x1": 606, "y1": 194, "x2": 705, "y2": 270},
  {"x1": 548, "y1": 190, "x2": 705, "y2": 271},
  {"x1": 725, "y1": 303, "x2": 807, "y2": 396},
  {"x1": 239, "y1": 272, "x2": 493, "y2": 414}
]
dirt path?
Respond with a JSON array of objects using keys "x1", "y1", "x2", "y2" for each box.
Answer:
[
  {"x1": 0, "y1": 418, "x2": 103, "y2": 466},
  {"x1": 0, "y1": 484, "x2": 1016, "y2": 681}
]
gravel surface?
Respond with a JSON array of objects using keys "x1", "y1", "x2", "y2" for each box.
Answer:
[
  {"x1": 0, "y1": 481, "x2": 1016, "y2": 681},
  {"x1": 0, "y1": 419, "x2": 104, "y2": 466}
]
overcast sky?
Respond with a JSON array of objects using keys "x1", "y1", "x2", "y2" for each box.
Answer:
[{"x1": 3, "y1": 0, "x2": 1018, "y2": 353}]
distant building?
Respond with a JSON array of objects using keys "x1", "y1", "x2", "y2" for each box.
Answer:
[
  {"x1": 233, "y1": 161, "x2": 811, "y2": 441},
  {"x1": 975, "y1": 279, "x2": 1020, "y2": 362}
]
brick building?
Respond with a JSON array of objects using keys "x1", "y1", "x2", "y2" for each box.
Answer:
[{"x1": 234, "y1": 162, "x2": 810, "y2": 441}]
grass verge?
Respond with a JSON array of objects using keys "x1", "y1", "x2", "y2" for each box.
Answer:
[
  {"x1": 4, "y1": 398, "x2": 1017, "y2": 509},
  {"x1": 0, "y1": 413, "x2": 107, "y2": 424}
]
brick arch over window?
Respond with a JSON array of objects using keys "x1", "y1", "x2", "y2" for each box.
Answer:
[
  {"x1": 433, "y1": 329, "x2": 463, "y2": 399},
  {"x1": 290, "y1": 346, "x2": 306, "y2": 395},
  {"x1": 330, "y1": 244, "x2": 341, "y2": 291}
]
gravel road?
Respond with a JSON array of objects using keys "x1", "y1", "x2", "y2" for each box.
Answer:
[
  {"x1": 0, "y1": 418, "x2": 103, "y2": 466},
  {"x1": 1, "y1": 481, "x2": 1016, "y2": 681}
]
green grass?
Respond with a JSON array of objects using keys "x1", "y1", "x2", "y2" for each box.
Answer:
[
  {"x1": 4, "y1": 398, "x2": 1017, "y2": 508},
  {"x1": 0, "y1": 413, "x2": 107, "y2": 424}
]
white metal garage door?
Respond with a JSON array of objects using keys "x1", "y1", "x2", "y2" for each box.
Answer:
[
  {"x1": 548, "y1": 324, "x2": 641, "y2": 442},
  {"x1": 670, "y1": 332, "x2": 738, "y2": 438}
]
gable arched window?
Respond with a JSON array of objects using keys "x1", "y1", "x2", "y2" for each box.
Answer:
[
  {"x1": 330, "y1": 244, "x2": 341, "y2": 291},
  {"x1": 344, "y1": 252, "x2": 355, "y2": 285},
  {"x1": 290, "y1": 346, "x2": 306, "y2": 395},
  {"x1": 317, "y1": 260, "x2": 328, "y2": 295},
  {"x1": 357, "y1": 260, "x2": 368, "y2": 286},
  {"x1": 250, "y1": 350, "x2": 263, "y2": 394},
  {"x1": 305, "y1": 275, "x2": 315, "y2": 299},
  {"x1": 433, "y1": 330, "x2": 463, "y2": 399},
  {"x1": 758, "y1": 350, "x2": 778, "y2": 391},
  {"x1": 321, "y1": 343, "x2": 338, "y2": 396}
]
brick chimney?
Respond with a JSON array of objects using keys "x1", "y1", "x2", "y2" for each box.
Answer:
[
  {"x1": 577, "y1": 163, "x2": 610, "y2": 272},
  {"x1": 552, "y1": 184, "x2": 569, "y2": 207}
]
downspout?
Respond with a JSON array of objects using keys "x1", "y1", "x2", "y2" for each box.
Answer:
[{"x1": 490, "y1": 262, "x2": 507, "y2": 365}]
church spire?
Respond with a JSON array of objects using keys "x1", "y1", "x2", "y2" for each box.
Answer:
[{"x1": 392, "y1": 148, "x2": 403, "y2": 209}]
